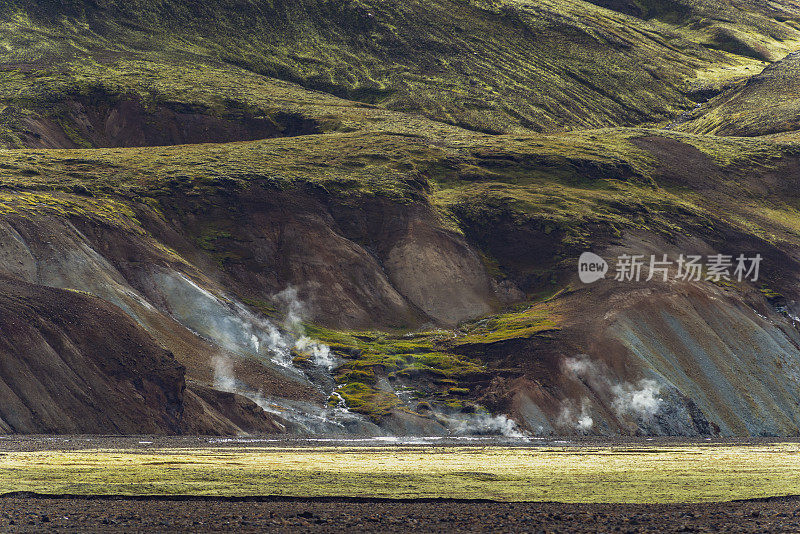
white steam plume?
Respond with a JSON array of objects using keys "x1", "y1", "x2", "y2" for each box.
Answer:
[
  {"x1": 562, "y1": 355, "x2": 663, "y2": 426},
  {"x1": 611, "y1": 379, "x2": 662, "y2": 421},
  {"x1": 274, "y1": 286, "x2": 306, "y2": 333},
  {"x1": 294, "y1": 336, "x2": 337, "y2": 370},
  {"x1": 274, "y1": 285, "x2": 339, "y2": 370},
  {"x1": 213, "y1": 355, "x2": 238, "y2": 392},
  {"x1": 557, "y1": 397, "x2": 593, "y2": 433},
  {"x1": 450, "y1": 412, "x2": 528, "y2": 438},
  {"x1": 563, "y1": 356, "x2": 599, "y2": 377}
]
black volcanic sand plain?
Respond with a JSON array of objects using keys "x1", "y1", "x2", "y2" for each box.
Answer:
[{"x1": 0, "y1": 495, "x2": 799, "y2": 533}]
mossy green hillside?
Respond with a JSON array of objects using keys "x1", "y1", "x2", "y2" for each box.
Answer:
[
  {"x1": 0, "y1": 132, "x2": 447, "y2": 202},
  {"x1": 1, "y1": 0, "x2": 793, "y2": 136},
  {"x1": 333, "y1": 383, "x2": 401, "y2": 422},
  {"x1": 588, "y1": 0, "x2": 800, "y2": 62},
  {"x1": 681, "y1": 54, "x2": 800, "y2": 137},
  {"x1": 1, "y1": 125, "x2": 795, "y2": 211},
  {"x1": 0, "y1": 190, "x2": 141, "y2": 231}
]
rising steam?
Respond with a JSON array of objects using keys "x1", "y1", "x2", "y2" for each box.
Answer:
[
  {"x1": 560, "y1": 355, "x2": 664, "y2": 431},
  {"x1": 273, "y1": 286, "x2": 338, "y2": 370},
  {"x1": 611, "y1": 379, "x2": 662, "y2": 421},
  {"x1": 212, "y1": 354, "x2": 238, "y2": 392},
  {"x1": 449, "y1": 412, "x2": 528, "y2": 438},
  {"x1": 294, "y1": 336, "x2": 337, "y2": 370},
  {"x1": 557, "y1": 397, "x2": 593, "y2": 433},
  {"x1": 165, "y1": 275, "x2": 338, "y2": 373}
]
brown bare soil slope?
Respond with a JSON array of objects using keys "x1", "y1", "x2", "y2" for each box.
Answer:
[
  {"x1": 0, "y1": 275, "x2": 285, "y2": 435},
  {"x1": 0, "y1": 275, "x2": 185, "y2": 434},
  {"x1": 15, "y1": 96, "x2": 318, "y2": 149}
]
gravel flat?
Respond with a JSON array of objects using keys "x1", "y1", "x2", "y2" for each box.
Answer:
[{"x1": 1, "y1": 495, "x2": 800, "y2": 533}]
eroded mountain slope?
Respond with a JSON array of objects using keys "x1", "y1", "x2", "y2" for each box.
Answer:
[
  {"x1": 2, "y1": 121, "x2": 800, "y2": 435},
  {"x1": 3, "y1": 0, "x2": 800, "y2": 436},
  {"x1": 0, "y1": 275, "x2": 286, "y2": 434}
]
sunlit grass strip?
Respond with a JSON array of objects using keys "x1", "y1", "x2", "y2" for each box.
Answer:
[{"x1": 1, "y1": 445, "x2": 800, "y2": 503}]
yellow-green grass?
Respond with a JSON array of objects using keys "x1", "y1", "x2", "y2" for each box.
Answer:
[
  {"x1": 1, "y1": 0, "x2": 798, "y2": 140},
  {"x1": 2, "y1": 445, "x2": 800, "y2": 503},
  {"x1": 0, "y1": 191, "x2": 141, "y2": 231},
  {"x1": 0, "y1": 0, "x2": 749, "y2": 135},
  {"x1": 456, "y1": 302, "x2": 563, "y2": 345}
]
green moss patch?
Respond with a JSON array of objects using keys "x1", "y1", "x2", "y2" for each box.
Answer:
[
  {"x1": 456, "y1": 303, "x2": 562, "y2": 346},
  {"x1": 336, "y1": 382, "x2": 401, "y2": 422},
  {"x1": 0, "y1": 190, "x2": 142, "y2": 231}
]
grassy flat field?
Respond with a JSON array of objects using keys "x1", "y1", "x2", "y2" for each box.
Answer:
[{"x1": 2, "y1": 444, "x2": 800, "y2": 503}]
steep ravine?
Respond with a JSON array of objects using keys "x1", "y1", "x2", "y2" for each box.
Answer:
[{"x1": 0, "y1": 189, "x2": 517, "y2": 435}]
